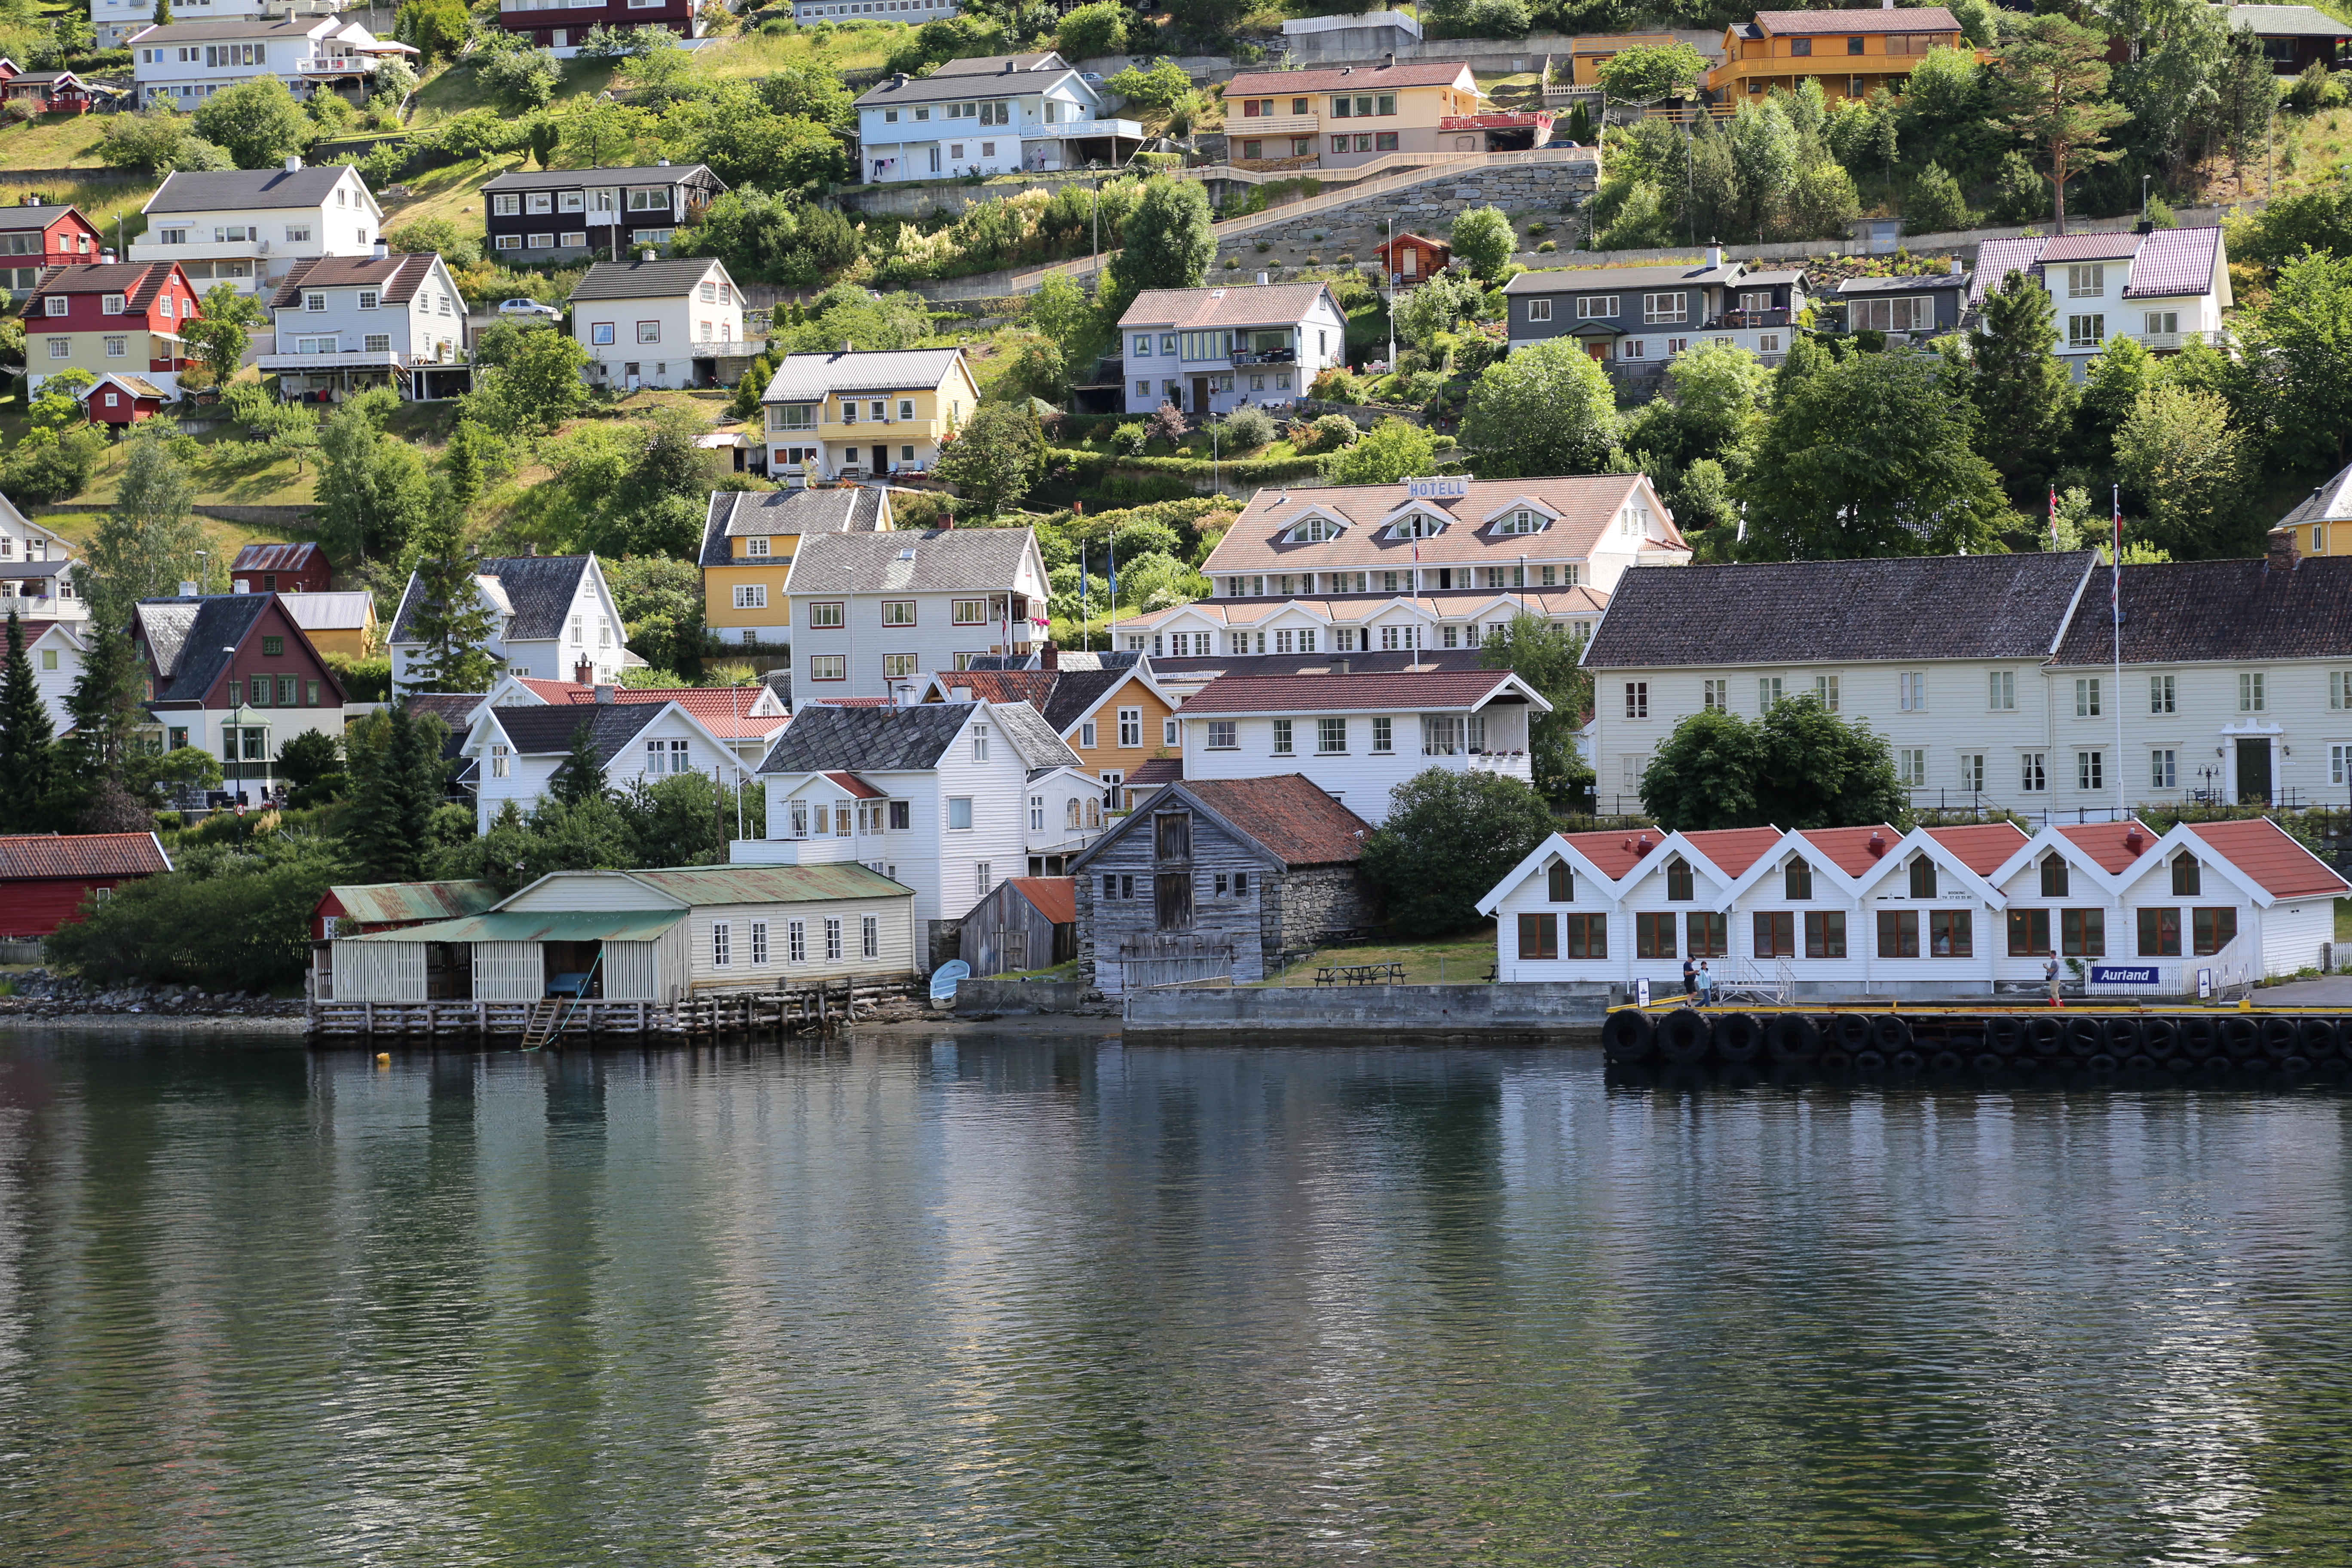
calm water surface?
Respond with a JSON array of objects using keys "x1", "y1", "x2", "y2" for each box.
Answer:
[{"x1": 0, "y1": 1029, "x2": 2349, "y2": 1566}]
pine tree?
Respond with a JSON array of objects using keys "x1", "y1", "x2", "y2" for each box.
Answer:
[
  {"x1": 551, "y1": 719, "x2": 607, "y2": 807},
  {"x1": 1969, "y1": 269, "x2": 2075, "y2": 499},
  {"x1": 0, "y1": 611, "x2": 56, "y2": 831},
  {"x1": 61, "y1": 621, "x2": 142, "y2": 785},
  {"x1": 343, "y1": 706, "x2": 426, "y2": 882},
  {"x1": 398, "y1": 495, "x2": 498, "y2": 694}
]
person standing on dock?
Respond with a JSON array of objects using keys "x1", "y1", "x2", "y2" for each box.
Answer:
[
  {"x1": 2045, "y1": 957, "x2": 2062, "y2": 1007},
  {"x1": 1681, "y1": 956, "x2": 1698, "y2": 996},
  {"x1": 1695, "y1": 963, "x2": 1715, "y2": 1006}
]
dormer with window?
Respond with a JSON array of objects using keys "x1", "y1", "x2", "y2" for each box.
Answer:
[
  {"x1": 1284, "y1": 514, "x2": 1346, "y2": 544},
  {"x1": 1388, "y1": 511, "x2": 1448, "y2": 541},
  {"x1": 1489, "y1": 505, "x2": 1551, "y2": 537},
  {"x1": 1619, "y1": 500, "x2": 1654, "y2": 538}
]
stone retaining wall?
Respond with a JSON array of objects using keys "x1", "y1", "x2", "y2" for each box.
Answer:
[
  {"x1": 1219, "y1": 161, "x2": 1599, "y2": 278},
  {"x1": 1124, "y1": 980, "x2": 1614, "y2": 1031}
]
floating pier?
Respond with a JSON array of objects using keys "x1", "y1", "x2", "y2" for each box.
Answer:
[{"x1": 309, "y1": 979, "x2": 921, "y2": 1044}]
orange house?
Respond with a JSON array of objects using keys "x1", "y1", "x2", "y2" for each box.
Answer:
[{"x1": 1709, "y1": 7, "x2": 1980, "y2": 104}]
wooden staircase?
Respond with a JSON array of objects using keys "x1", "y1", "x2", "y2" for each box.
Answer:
[{"x1": 518, "y1": 998, "x2": 565, "y2": 1052}]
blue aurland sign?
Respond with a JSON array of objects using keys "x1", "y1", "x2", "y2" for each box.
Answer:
[{"x1": 2091, "y1": 965, "x2": 2160, "y2": 986}]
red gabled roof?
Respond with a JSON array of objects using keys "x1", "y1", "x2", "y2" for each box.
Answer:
[
  {"x1": 1923, "y1": 821, "x2": 2030, "y2": 876},
  {"x1": 1127, "y1": 756, "x2": 1183, "y2": 788},
  {"x1": 1681, "y1": 826, "x2": 1784, "y2": 879},
  {"x1": 1187, "y1": 776, "x2": 1372, "y2": 865},
  {"x1": 2187, "y1": 818, "x2": 2351, "y2": 900},
  {"x1": 821, "y1": 769, "x2": 884, "y2": 799},
  {"x1": 2056, "y1": 819, "x2": 2158, "y2": 874},
  {"x1": 516, "y1": 679, "x2": 790, "y2": 739},
  {"x1": 1794, "y1": 824, "x2": 1901, "y2": 878},
  {"x1": 29, "y1": 261, "x2": 185, "y2": 310},
  {"x1": 1011, "y1": 876, "x2": 1076, "y2": 924},
  {"x1": 1558, "y1": 827, "x2": 1667, "y2": 880},
  {"x1": 0, "y1": 833, "x2": 170, "y2": 879},
  {"x1": 1182, "y1": 668, "x2": 1524, "y2": 715}
]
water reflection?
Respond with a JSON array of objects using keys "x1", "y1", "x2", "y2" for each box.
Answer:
[{"x1": 0, "y1": 1030, "x2": 2346, "y2": 1565}]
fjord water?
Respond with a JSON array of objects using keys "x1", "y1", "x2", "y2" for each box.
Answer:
[{"x1": 1, "y1": 1032, "x2": 2348, "y2": 1565}]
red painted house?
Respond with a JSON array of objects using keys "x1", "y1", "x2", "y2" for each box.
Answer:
[
  {"x1": 232, "y1": 541, "x2": 333, "y2": 596},
  {"x1": 1374, "y1": 232, "x2": 1452, "y2": 283},
  {"x1": 312, "y1": 879, "x2": 501, "y2": 941},
  {"x1": 133, "y1": 593, "x2": 349, "y2": 798},
  {"x1": 76, "y1": 372, "x2": 172, "y2": 427},
  {"x1": 0, "y1": 202, "x2": 101, "y2": 293},
  {"x1": 494, "y1": 0, "x2": 698, "y2": 50},
  {"x1": 0, "y1": 833, "x2": 173, "y2": 940},
  {"x1": 24, "y1": 260, "x2": 202, "y2": 399},
  {"x1": 3, "y1": 70, "x2": 96, "y2": 115}
]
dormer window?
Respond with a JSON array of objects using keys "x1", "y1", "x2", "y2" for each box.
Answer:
[
  {"x1": 1620, "y1": 502, "x2": 1652, "y2": 537},
  {"x1": 1390, "y1": 513, "x2": 1444, "y2": 540},
  {"x1": 1289, "y1": 517, "x2": 1343, "y2": 543},
  {"x1": 102, "y1": 293, "x2": 124, "y2": 315},
  {"x1": 1495, "y1": 508, "x2": 1546, "y2": 536}
]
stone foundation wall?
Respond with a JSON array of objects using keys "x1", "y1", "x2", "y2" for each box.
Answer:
[
  {"x1": 1262, "y1": 865, "x2": 1371, "y2": 970},
  {"x1": 1218, "y1": 161, "x2": 1599, "y2": 279}
]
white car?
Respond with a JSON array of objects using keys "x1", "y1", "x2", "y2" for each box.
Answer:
[{"x1": 498, "y1": 298, "x2": 561, "y2": 320}]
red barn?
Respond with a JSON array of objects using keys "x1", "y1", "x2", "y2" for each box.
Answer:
[
  {"x1": 0, "y1": 833, "x2": 173, "y2": 939},
  {"x1": 231, "y1": 542, "x2": 332, "y2": 596},
  {"x1": 76, "y1": 372, "x2": 171, "y2": 427},
  {"x1": 0, "y1": 201, "x2": 101, "y2": 293}
]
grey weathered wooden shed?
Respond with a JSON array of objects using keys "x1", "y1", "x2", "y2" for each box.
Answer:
[{"x1": 962, "y1": 876, "x2": 1077, "y2": 976}]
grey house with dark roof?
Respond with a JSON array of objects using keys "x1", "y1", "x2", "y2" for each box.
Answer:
[
  {"x1": 741, "y1": 697, "x2": 1095, "y2": 928},
  {"x1": 1586, "y1": 536, "x2": 2352, "y2": 814},
  {"x1": 481, "y1": 163, "x2": 723, "y2": 261},
  {"x1": 458, "y1": 692, "x2": 750, "y2": 833},
  {"x1": 784, "y1": 527, "x2": 1052, "y2": 701},
  {"x1": 133, "y1": 593, "x2": 350, "y2": 795},
  {"x1": 388, "y1": 553, "x2": 643, "y2": 693},
  {"x1": 129, "y1": 160, "x2": 384, "y2": 297},
  {"x1": 701, "y1": 486, "x2": 891, "y2": 649},
  {"x1": 565, "y1": 255, "x2": 746, "y2": 392}
]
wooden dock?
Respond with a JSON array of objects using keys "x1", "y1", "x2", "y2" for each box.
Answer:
[{"x1": 309, "y1": 977, "x2": 919, "y2": 1042}]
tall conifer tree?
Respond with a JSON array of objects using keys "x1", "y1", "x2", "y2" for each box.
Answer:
[{"x1": 0, "y1": 611, "x2": 56, "y2": 831}]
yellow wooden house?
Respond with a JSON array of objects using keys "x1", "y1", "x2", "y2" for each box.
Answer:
[
  {"x1": 1709, "y1": 7, "x2": 1980, "y2": 104},
  {"x1": 758, "y1": 347, "x2": 979, "y2": 484},
  {"x1": 699, "y1": 487, "x2": 894, "y2": 652}
]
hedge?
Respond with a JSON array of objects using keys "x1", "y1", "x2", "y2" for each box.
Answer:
[{"x1": 1044, "y1": 448, "x2": 1323, "y2": 484}]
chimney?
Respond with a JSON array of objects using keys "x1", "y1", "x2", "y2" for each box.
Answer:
[
  {"x1": 372, "y1": 239, "x2": 389, "y2": 260},
  {"x1": 2268, "y1": 525, "x2": 2301, "y2": 573},
  {"x1": 2124, "y1": 825, "x2": 2146, "y2": 854},
  {"x1": 1257, "y1": 271, "x2": 1269, "y2": 285},
  {"x1": 1707, "y1": 244, "x2": 1722, "y2": 268},
  {"x1": 840, "y1": 339, "x2": 852, "y2": 353},
  {"x1": 1382, "y1": 50, "x2": 1395, "y2": 68},
  {"x1": 640, "y1": 248, "x2": 657, "y2": 262},
  {"x1": 231, "y1": 579, "x2": 250, "y2": 594},
  {"x1": 1041, "y1": 641, "x2": 1059, "y2": 669},
  {"x1": 284, "y1": 155, "x2": 302, "y2": 173},
  {"x1": 526, "y1": 542, "x2": 539, "y2": 557},
  {"x1": 1949, "y1": 256, "x2": 1964, "y2": 275},
  {"x1": 1882, "y1": 0, "x2": 1894, "y2": 7},
  {"x1": 574, "y1": 657, "x2": 593, "y2": 685},
  {"x1": 656, "y1": 158, "x2": 671, "y2": 168},
  {"x1": 1337, "y1": 659, "x2": 1350, "y2": 674},
  {"x1": 101, "y1": 248, "x2": 116, "y2": 264},
  {"x1": 594, "y1": 683, "x2": 617, "y2": 704},
  {"x1": 178, "y1": 581, "x2": 199, "y2": 597},
  {"x1": 1867, "y1": 830, "x2": 1888, "y2": 858},
  {"x1": 1002, "y1": 58, "x2": 1014, "y2": 73},
  {"x1": 891, "y1": 71, "x2": 906, "y2": 86}
]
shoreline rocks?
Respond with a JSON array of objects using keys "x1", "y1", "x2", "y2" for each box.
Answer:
[{"x1": 0, "y1": 970, "x2": 306, "y2": 1025}]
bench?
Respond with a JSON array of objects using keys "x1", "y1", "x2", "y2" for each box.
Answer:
[{"x1": 1314, "y1": 961, "x2": 1406, "y2": 986}]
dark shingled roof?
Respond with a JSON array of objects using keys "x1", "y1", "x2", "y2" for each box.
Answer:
[
  {"x1": 759, "y1": 701, "x2": 978, "y2": 773},
  {"x1": 2280, "y1": 460, "x2": 2352, "y2": 528},
  {"x1": 486, "y1": 702, "x2": 665, "y2": 763},
  {"x1": 991, "y1": 701, "x2": 1086, "y2": 772},
  {"x1": 933, "y1": 668, "x2": 1130, "y2": 734},
  {"x1": 147, "y1": 165, "x2": 361, "y2": 214},
  {"x1": 390, "y1": 555, "x2": 592, "y2": 646},
  {"x1": 698, "y1": 486, "x2": 887, "y2": 568},
  {"x1": 566, "y1": 257, "x2": 730, "y2": 304},
  {"x1": 141, "y1": 594, "x2": 276, "y2": 703},
  {"x1": 481, "y1": 163, "x2": 720, "y2": 194},
  {"x1": 267, "y1": 254, "x2": 441, "y2": 311},
  {"x1": 1585, "y1": 554, "x2": 2096, "y2": 668},
  {"x1": 2052, "y1": 558, "x2": 2352, "y2": 665}
]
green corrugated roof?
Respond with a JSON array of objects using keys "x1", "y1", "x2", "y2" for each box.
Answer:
[
  {"x1": 343, "y1": 910, "x2": 686, "y2": 944},
  {"x1": 627, "y1": 864, "x2": 914, "y2": 902}
]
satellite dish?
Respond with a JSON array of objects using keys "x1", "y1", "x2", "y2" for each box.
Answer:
[{"x1": 930, "y1": 960, "x2": 971, "y2": 1002}]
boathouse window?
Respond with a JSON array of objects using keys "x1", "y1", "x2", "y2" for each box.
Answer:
[
  {"x1": 789, "y1": 920, "x2": 807, "y2": 963},
  {"x1": 712, "y1": 921, "x2": 732, "y2": 968},
  {"x1": 2172, "y1": 854, "x2": 2200, "y2": 895},
  {"x1": 1687, "y1": 911, "x2": 1727, "y2": 957},
  {"x1": 1519, "y1": 913, "x2": 1558, "y2": 960},
  {"x1": 1665, "y1": 857, "x2": 1694, "y2": 900},
  {"x1": 862, "y1": 916, "x2": 879, "y2": 958},
  {"x1": 750, "y1": 922, "x2": 769, "y2": 965},
  {"x1": 2040, "y1": 854, "x2": 2069, "y2": 897},
  {"x1": 2137, "y1": 907, "x2": 2182, "y2": 956},
  {"x1": 1784, "y1": 858, "x2": 1811, "y2": 900},
  {"x1": 1929, "y1": 910, "x2": 1970, "y2": 957},
  {"x1": 2193, "y1": 907, "x2": 2237, "y2": 956},
  {"x1": 1877, "y1": 910, "x2": 1920, "y2": 958},
  {"x1": 1547, "y1": 861, "x2": 1573, "y2": 901},
  {"x1": 1154, "y1": 871, "x2": 1194, "y2": 931},
  {"x1": 826, "y1": 919, "x2": 842, "y2": 961},
  {"x1": 1565, "y1": 913, "x2": 1606, "y2": 957},
  {"x1": 1908, "y1": 857, "x2": 1936, "y2": 899},
  {"x1": 2061, "y1": 909, "x2": 2104, "y2": 956},
  {"x1": 1753, "y1": 911, "x2": 1795, "y2": 957},
  {"x1": 2008, "y1": 910, "x2": 2050, "y2": 956},
  {"x1": 1804, "y1": 911, "x2": 1844, "y2": 959},
  {"x1": 1155, "y1": 812, "x2": 1191, "y2": 860},
  {"x1": 1635, "y1": 913, "x2": 1675, "y2": 958}
]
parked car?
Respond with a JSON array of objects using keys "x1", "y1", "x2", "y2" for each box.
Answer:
[{"x1": 498, "y1": 298, "x2": 562, "y2": 320}]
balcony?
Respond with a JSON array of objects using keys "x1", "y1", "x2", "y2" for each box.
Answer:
[
  {"x1": 1710, "y1": 308, "x2": 1792, "y2": 329},
  {"x1": 1228, "y1": 346, "x2": 1297, "y2": 365},
  {"x1": 1226, "y1": 113, "x2": 1321, "y2": 136},
  {"x1": 257, "y1": 347, "x2": 459, "y2": 371},
  {"x1": 297, "y1": 55, "x2": 387, "y2": 77},
  {"x1": 2135, "y1": 328, "x2": 2220, "y2": 351},
  {"x1": 1028, "y1": 117, "x2": 1145, "y2": 141}
]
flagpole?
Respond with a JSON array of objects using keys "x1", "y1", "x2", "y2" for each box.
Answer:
[
  {"x1": 1081, "y1": 541, "x2": 1089, "y2": 652},
  {"x1": 2113, "y1": 484, "x2": 2124, "y2": 819},
  {"x1": 1108, "y1": 536, "x2": 1118, "y2": 655}
]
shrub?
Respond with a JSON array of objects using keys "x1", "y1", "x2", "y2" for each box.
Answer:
[
  {"x1": 1537, "y1": 239, "x2": 1557, "y2": 252},
  {"x1": 1219, "y1": 404, "x2": 1277, "y2": 450},
  {"x1": 1112, "y1": 420, "x2": 1148, "y2": 456},
  {"x1": 1310, "y1": 366, "x2": 1363, "y2": 403},
  {"x1": 1310, "y1": 413, "x2": 1359, "y2": 451},
  {"x1": 1145, "y1": 401, "x2": 1187, "y2": 446}
]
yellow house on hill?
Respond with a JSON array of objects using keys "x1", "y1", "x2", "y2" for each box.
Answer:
[
  {"x1": 699, "y1": 487, "x2": 893, "y2": 652},
  {"x1": 1710, "y1": 7, "x2": 1980, "y2": 104},
  {"x1": 759, "y1": 346, "x2": 979, "y2": 485}
]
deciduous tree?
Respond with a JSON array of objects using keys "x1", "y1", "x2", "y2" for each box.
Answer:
[
  {"x1": 1461, "y1": 339, "x2": 1620, "y2": 479},
  {"x1": 936, "y1": 404, "x2": 1044, "y2": 516},
  {"x1": 1479, "y1": 614, "x2": 1592, "y2": 803},
  {"x1": 192, "y1": 75, "x2": 309, "y2": 170},
  {"x1": 1102, "y1": 179, "x2": 1213, "y2": 322},
  {"x1": 2114, "y1": 383, "x2": 2248, "y2": 557},
  {"x1": 1362, "y1": 769, "x2": 1557, "y2": 936},
  {"x1": 1447, "y1": 206, "x2": 1515, "y2": 282},
  {"x1": 1318, "y1": 416, "x2": 1437, "y2": 485},
  {"x1": 1641, "y1": 696, "x2": 1907, "y2": 831}
]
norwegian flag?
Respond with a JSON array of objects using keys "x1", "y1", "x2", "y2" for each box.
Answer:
[{"x1": 2049, "y1": 485, "x2": 2059, "y2": 550}]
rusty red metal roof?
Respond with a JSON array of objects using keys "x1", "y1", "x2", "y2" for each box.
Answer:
[
  {"x1": 230, "y1": 542, "x2": 323, "y2": 574},
  {"x1": 0, "y1": 833, "x2": 171, "y2": 879},
  {"x1": 821, "y1": 769, "x2": 885, "y2": 799},
  {"x1": 1186, "y1": 777, "x2": 1372, "y2": 866},
  {"x1": 1011, "y1": 876, "x2": 1077, "y2": 925}
]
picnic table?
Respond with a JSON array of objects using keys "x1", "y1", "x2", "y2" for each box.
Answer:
[{"x1": 1315, "y1": 961, "x2": 1407, "y2": 986}]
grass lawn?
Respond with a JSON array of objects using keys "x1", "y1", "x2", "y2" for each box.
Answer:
[
  {"x1": 1251, "y1": 927, "x2": 1500, "y2": 987},
  {"x1": 379, "y1": 150, "x2": 533, "y2": 237},
  {"x1": 0, "y1": 111, "x2": 111, "y2": 170},
  {"x1": 2337, "y1": 899, "x2": 2351, "y2": 942},
  {"x1": 0, "y1": 171, "x2": 157, "y2": 244},
  {"x1": 405, "y1": 58, "x2": 622, "y2": 130},
  {"x1": 696, "y1": 24, "x2": 909, "y2": 81}
]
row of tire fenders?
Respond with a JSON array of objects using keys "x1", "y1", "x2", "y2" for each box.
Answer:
[{"x1": 1600, "y1": 1008, "x2": 2352, "y2": 1078}]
